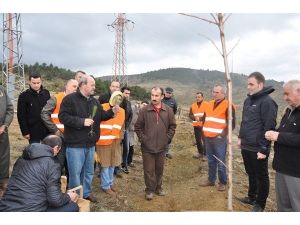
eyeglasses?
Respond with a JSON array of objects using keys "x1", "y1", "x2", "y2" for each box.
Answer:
[{"x1": 166, "y1": 92, "x2": 172, "y2": 94}]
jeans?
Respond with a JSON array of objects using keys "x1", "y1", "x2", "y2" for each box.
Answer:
[
  {"x1": 242, "y1": 149, "x2": 269, "y2": 209},
  {"x1": 101, "y1": 166, "x2": 115, "y2": 190},
  {"x1": 122, "y1": 130, "x2": 129, "y2": 168},
  {"x1": 46, "y1": 201, "x2": 79, "y2": 212},
  {"x1": 66, "y1": 146, "x2": 95, "y2": 198},
  {"x1": 205, "y1": 136, "x2": 227, "y2": 185}
]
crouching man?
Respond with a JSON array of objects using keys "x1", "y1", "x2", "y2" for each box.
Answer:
[{"x1": 0, "y1": 135, "x2": 79, "y2": 212}]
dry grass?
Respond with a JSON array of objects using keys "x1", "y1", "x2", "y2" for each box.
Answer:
[{"x1": 8, "y1": 114, "x2": 276, "y2": 212}]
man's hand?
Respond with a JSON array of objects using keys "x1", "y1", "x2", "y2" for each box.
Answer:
[
  {"x1": 237, "y1": 138, "x2": 241, "y2": 148},
  {"x1": 55, "y1": 130, "x2": 63, "y2": 137},
  {"x1": 84, "y1": 118, "x2": 94, "y2": 127},
  {"x1": 194, "y1": 116, "x2": 200, "y2": 122},
  {"x1": 257, "y1": 152, "x2": 267, "y2": 160},
  {"x1": 23, "y1": 134, "x2": 30, "y2": 140},
  {"x1": 112, "y1": 105, "x2": 120, "y2": 115},
  {"x1": 265, "y1": 130, "x2": 279, "y2": 142},
  {"x1": 0, "y1": 125, "x2": 6, "y2": 135},
  {"x1": 67, "y1": 191, "x2": 79, "y2": 202}
]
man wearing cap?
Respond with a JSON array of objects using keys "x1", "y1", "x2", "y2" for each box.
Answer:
[{"x1": 162, "y1": 87, "x2": 177, "y2": 159}]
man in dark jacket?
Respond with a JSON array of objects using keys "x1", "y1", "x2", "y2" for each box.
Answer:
[
  {"x1": 162, "y1": 87, "x2": 177, "y2": 159},
  {"x1": 0, "y1": 85, "x2": 14, "y2": 197},
  {"x1": 0, "y1": 135, "x2": 79, "y2": 212},
  {"x1": 121, "y1": 86, "x2": 133, "y2": 173},
  {"x1": 238, "y1": 72, "x2": 278, "y2": 212},
  {"x1": 135, "y1": 87, "x2": 176, "y2": 201},
  {"x1": 59, "y1": 76, "x2": 118, "y2": 203},
  {"x1": 17, "y1": 73, "x2": 50, "y2": 143},
  {"x1": 265, "y1": 79, "x2": 300, "y2": 211}
]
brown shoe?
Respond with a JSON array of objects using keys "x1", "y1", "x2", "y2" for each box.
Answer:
[
  {"x1": 84, "y1": 194, "x2": 98, "y2": 203},
  {"x1": 110, "y1": 184, "x2": 117, "y2": 192},
  {"x1": 145, "y1": 193, "x2": 154, "y2": 200},
  {"x1": 217, "y1": 183, "x2": 226, "y2": 191},
  {"x1": 155, "y1": 190, "x2": 166, "y2": 196},
  {"x1": 199, "y1": 180, "x2": 215, "y2": 187},
  {"x1": 102, "y1": 188, "x2": 116, "y2": 196}
]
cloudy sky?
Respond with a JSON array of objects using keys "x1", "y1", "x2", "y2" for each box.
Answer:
[{"x1": 2, "y1": 2, "x2": 300, "y2": 83}]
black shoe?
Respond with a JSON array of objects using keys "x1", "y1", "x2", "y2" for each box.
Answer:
[
  {"x1": 121, "y1": 167, "x2": 129, "y2": 174},
  {"x1": 238, "y1": 197, "x2": 256, "y2": 206},
  {"x1": 84, "y1": 195, "x2": 98, "y2": 203},
  {"x1": 165, "y1": 153, "x2": 173, "y2": 159},
  {"x1": 251, "y1": 204, "x2": 264, "y2": 212}
]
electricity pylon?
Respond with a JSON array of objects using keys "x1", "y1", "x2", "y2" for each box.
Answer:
[
  {"x1": 108, "y1": 13, "x2": 134, "y2": 87},
  {"x1": 2, "y1": 13, "x2": 25, "y2": 106}
]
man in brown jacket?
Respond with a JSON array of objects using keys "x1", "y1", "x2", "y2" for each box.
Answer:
[{"x1": 135, "y1": 87, "x2": 176, "y2": 200}]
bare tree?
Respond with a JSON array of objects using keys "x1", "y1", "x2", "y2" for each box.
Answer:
[{"x1": 180, "y1": 13, "x2": 234, "y2": 211}]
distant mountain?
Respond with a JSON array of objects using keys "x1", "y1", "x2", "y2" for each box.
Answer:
[{"x1": 101, "y1": 68, "x2": 285, "y2": 110}]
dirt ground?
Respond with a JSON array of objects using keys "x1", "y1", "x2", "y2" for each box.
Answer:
[{"x1": 7, "y1": 114, "x2": 277, "y2": 212}]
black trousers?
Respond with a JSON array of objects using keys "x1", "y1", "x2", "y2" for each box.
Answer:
[
  {"x1": 241, "y1": 149, "x2": 269, "y2": 209},
  {"x1": 127, "y1": 145, "x2": 134, "y2": 165},
  {"x1": 0, "y1": 132, "x2": 10, "y2": 184},
  {"x1": 193, "y1": 127, "x2": 206, "y2": 155}
]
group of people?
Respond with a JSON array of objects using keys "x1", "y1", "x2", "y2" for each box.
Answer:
[
  {"x1": 0, "y1": 69, "x2": 299, "y2": 212},
  {"x1": 0, "y1": 70, "x2": 177, "y2": 210},
  {"x1": 188, "y1": 71, "x2": 300, "y2": 212}
]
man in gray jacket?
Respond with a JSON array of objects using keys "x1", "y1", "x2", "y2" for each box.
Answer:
[
  {"x1": 0, "y1": 85, "x2": 14, "y2": 198},
  {"x1": 135, "y1": 87, "x2": 176, "y2": 200},
  {"x1": 41, "y1": 79, "x2": 78, "y2": 176}
]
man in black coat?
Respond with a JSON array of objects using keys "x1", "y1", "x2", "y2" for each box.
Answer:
[
  {"x1": 162, "y1": 87, "x2": 177, "y2": 159},
  {"x1": 121, "y1": 86, "x2": 133, "y2": 173},
  {"x1": 59, "y1": 76, "x2": 118, "y2": 203},
  {"x1": 238, "y1": 72, "x2": 278, "y2": 212},
  {"x1": 265, "y1": 79, "x2": 300, "y2": 211},
  {"x1": 17, "y1": 73, "x2": 50, "y2": 143},
  {"x1": 0, "y1": 135, "x2": 79, "y2": 212}
]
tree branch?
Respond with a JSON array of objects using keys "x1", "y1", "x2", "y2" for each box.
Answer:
[
  {"x1": 198, "y1": 33, "x2": 223, "y2": 56},
  {"x1": 179, "y1": 13, "x2": 217, "y2": 25},
  {"x1": 227, "y1": 39, "x2": 240, "y2": 56}
]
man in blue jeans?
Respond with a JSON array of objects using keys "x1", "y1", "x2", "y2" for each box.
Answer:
[
  {"x1": 200, "y1": 84, "x2": 235, "y2": 192},
  {"x1": 59, "y1": 76, "x2": 118, "y2": 203}
]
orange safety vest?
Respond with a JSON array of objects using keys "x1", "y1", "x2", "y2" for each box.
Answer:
[
  {"x1": 203, "y1": 99, "x2": 229, "y2": 138},
  {"x1": 96, "y1": 103, "x2": 125, "y2": 146},
  {"x1": 191, "y1": 101, "x2": 207, "y2": 127},
  {"x1": 51, "y1": 92, "x2": 65, "y2": 133}
]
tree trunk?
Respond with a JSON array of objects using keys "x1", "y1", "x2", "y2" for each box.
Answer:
[{"x1": 217, "y1": 14, "x2": 233, "y2": 211}]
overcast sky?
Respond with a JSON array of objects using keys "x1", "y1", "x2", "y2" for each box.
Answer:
[{"x1": 2, "y1": 13, "x2": 300, "y2": 82}]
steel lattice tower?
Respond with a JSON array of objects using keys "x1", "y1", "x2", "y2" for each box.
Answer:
[
  {"x1": 2, "y1": 13, "x2": 25, "y2": 106},
  {"x1": 108, "y1": 13, "x2": 134, "y2": 87}
]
